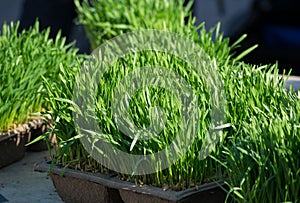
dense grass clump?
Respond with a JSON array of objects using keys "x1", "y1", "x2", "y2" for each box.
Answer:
[
  {"x1": 220, "y1": 62, "x2": 300, "y2": 202},
  {"x1": 74, "y1": 0, "x2": 195, "y2": 49},
  {"x1": 42, "y1": 0, "x2": 300, "y2": 202},
  {"x1": 0, "y1": 21, "x2": 79, "y2": 132}
]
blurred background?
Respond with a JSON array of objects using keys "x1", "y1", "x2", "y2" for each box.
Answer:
[
  {"x1": 0, "y1": 0, "x2": 300, "y2": 74},
  {"x1": 0, "y1": 0, "x2": 90, "y2": 53}
]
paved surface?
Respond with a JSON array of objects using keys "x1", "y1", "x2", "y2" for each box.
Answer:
[{"x1": 0, "y1": 151, "x2": 63, "y2": 203}]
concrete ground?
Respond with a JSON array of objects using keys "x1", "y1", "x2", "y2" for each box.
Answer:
[{"x1": 0, "y1": 151, "x2": 63, "y2": 203}]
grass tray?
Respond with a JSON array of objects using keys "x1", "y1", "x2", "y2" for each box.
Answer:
[
  {"x1": 35, "y1": 161, "x2": 227, "y2": 203},
  {"x1": 0, "y1": 117, "x2": 48, "y2": 168}
]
